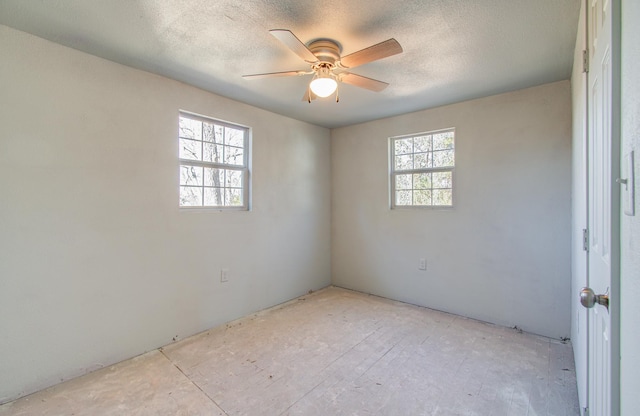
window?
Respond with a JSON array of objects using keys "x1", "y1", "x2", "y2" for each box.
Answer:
[
  {"x1": 178, "y1": 112, "x2": 249, "y2": 209},
  {"x1": 390, "y1": 129, "x2": 455, "y2": 208}
]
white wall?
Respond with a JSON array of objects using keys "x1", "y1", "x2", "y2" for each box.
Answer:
[
  {"x1": 0, "y1": 25, "x2": 331, "y2": 403},
  {"x1": 570, "y1": 0, "x2": 588, "y2": 409},
  {"x1": 331, "y1": 81, "x2": 572, "y2": 339},
  {"x1": 620, "y1": 0, "x2": 640, "y2": 413}
]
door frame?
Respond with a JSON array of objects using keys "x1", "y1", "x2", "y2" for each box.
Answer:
[{"x1": 610, "y1": 1, "x2": 622, "y2": 414}]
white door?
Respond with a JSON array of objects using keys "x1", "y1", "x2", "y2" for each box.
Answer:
[{"x1": 583, "y1": 0, "x2": 618, "y2": 414}]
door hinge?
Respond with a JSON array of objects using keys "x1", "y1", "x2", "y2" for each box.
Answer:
[
  {"x1": 583, "y1": 406, "x2": 589, "y2": 416},
  {"x1": 583, "y1": 228, "x2": 589, "y2": 251},
  {"x1": 583, "y1": 50, "x2": 589, "y2": 73}
]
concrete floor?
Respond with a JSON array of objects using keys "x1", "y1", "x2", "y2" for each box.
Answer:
[{"x1": 0, "y1": 287, "x2": 579, "y2": 415}]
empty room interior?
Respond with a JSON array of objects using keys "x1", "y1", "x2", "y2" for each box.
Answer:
[{"x1": 1, "y1": 1, "x2": 639, "y2": 415}]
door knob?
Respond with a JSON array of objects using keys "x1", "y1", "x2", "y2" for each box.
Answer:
[{"x1": 580, "y1": 287, "x2": 609, "y2": 310}]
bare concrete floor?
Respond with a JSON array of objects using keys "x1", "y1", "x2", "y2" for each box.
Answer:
[{"x1": 0, "y1": 287, "x2": 579, "y2": 415}]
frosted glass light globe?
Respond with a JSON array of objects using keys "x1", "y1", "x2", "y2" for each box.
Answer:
[{"x1": 310, "y1": 77, "x2": 337, "y2": 98}]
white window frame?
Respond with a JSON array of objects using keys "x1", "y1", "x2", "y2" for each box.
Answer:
[
  {"x1": 389, "y1": 128, "x2": 455, "y2": 209},
  {"x1": 178, "y1": 111, "x2": 250, "y2": 210}
]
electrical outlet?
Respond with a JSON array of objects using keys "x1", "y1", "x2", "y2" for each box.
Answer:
[
  {"x1": 220, "y1": 268, "x2": 229, "y2": 283},
  {"x1": 419, "y1": 258, "x2": 427, "y2": 271}
]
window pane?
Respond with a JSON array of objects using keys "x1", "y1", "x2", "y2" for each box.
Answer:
[
  {"x1": 179, "y1": 138, "x2": 201, "y2": 161},
  {"x1": 414, "y1": 190, "x2": 432, "y2": 205},
  {"x1": 225, "y1": 127, "x2": 245, "y2": 147},
  {"x1": 180, "y1": 165, "x2": 203, "y2": 186},
  {"x1": 394, "y1": 138, "x2": 413, "y2": 155},
  {"x1": 227, "y1": 170, "x2": 243, "y2": 188},
  {"x1": 216, "y1": 144, "x2": 225, "y2": 163},
  {"x1": 202, "y1": 123, "x2": 215, "y2": 142},
  {"x1": 179, "y1": 117, "x2": 202, "y2": 140},
  {"x1": 432, "y1": 171, "x2": 452, "y2": 188},
  {"x1": 204, "y1": 187, "x2": 223, "y2": 206},
  {"x1": 414, "y1": 152, "x2": 432, "y2": 169},
  {"x1": 226, "y1": 188, "x2": 243, "y2": 206},
  {"x1": 202, "y1": 142, "x2": 222, "y2": 163},
  {"x1": 433, "y1": 150, "x2": 454, "y2": 168},
  {"x1": 432, "y1": 189, "x2": 453, "y2": 206},
  {"x1": 180, "y1": 186, "x2": 202, "y2": 206},
  {"x1": 214, "y1": 125, "x2": 224, "y2": 144},
  {"x1": 413, "y1": 173, "x2": 432, "y2": 189},
  {"x1": 204, "y1": 168, "x2": 223, "y2": 187},
  {"x1": 395, "y1": 174, "x2": 412, "y2": 190},
  {"x1": 224, "y1": 146, "x2": 244, "y2": 166},
  {"x1": 396, "y1": 191, "x2": 412, "y2": 205},
  {"x1": 395, "y1": 154, "x2": 413, "y2": 170},
  {"x1": 433, "y1": 132, "x2": 454, "y2": 150},
  {"x1": 413, "y1": 136, "x2": 432, "y2": 153}
]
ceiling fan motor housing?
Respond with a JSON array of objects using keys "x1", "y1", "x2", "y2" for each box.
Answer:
[{"x1": 308, "y1": 39, "x2": 342, "y2": 69}]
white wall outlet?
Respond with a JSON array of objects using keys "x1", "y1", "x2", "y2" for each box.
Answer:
[
  {"x1": 220, "y1": 268, "x2": 229, "y2": 283},
  {"x1": 419, "y1": 258, "x2": 427, "y2": 271}
]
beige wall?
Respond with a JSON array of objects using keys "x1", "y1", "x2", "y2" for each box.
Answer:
[
  {"x1": 0, "y1": 25, "x2": 331, "y2": 403},
  {"x1": 331, "y1": 81, "x2": 572, "y2": 339}
]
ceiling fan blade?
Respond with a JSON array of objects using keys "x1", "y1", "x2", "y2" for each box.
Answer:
[
  {"x1": 243, "y1": 70, "x2": 309, "y2": 79},
  {"x1": 270, "y1": 29, "x2": 318, "y2": 64},
  {"x1": 340, "y1": 72, "x2": 389, "y2": 92},
  {"x1": 340, "y1": 38, "x2": 403, "y2": 69}
]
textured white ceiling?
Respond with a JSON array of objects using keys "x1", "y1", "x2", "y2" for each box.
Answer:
[{"x1": 0, "y1": 0, "x2": 580, "y2": 128}]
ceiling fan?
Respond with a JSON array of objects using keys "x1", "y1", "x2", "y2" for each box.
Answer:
[{"x1": 243, "y1": 29, "x2": 403, "y2": 102}]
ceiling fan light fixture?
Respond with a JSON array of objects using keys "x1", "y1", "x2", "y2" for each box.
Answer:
[
  {"x1": 310, "y1": 77, "x2": 337, "y2": 97},
  {"x1": 309, "y1": 66, "x2": 337, "y2": 98}
]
